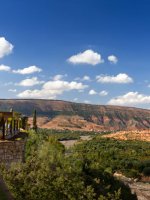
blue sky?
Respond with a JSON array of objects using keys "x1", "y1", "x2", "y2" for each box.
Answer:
[{"x1": 0, "y1": 0, "x2": 150, "y2": 108}]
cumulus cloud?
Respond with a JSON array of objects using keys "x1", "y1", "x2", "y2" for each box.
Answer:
[
  {"x1": 89, "y1": 89, "x2": 97, "y2": 95},
  {"x1": 89, "y1": 89, "x2": 108, "y2": 96},
  {"x1": 67, "y1": 49, "x2": 104, "y2": 65},
  {"x1": 17, "y1": 80, "x2": 88, "y2": 99},
  {"x1": 0, "y1": 37, "x2": 13, "y2": 58},
  {"x1": 108, "y1": 55, "x2": 118, "y2": 64},
  {"x1": 52, "y1": 74, "x2": 67, "y2": 81},
  {"x1": 0, "y1": 64, "x2": 11, "y2": 71},
  {"x1": 99, "y1": 90, "x2": 108, "y2": 96},
  {"x1": 82, "y1": 75, "x2": 91, "y2": 81},
  {"x1": 16, "y1": 77, "x2": 44, "y2": 87},
  {"x1": 13, "y1": 65, "x2": 42, "y2": 75},
  {"x1": 43, "y1": 80, "x2": 88, "y2": 91},
  {"x1": 108, "y1": 92, "x2": 150, "y2": 106},
  {"x1": 96, "y1": 73, "x2": 133, "y2": 84}
]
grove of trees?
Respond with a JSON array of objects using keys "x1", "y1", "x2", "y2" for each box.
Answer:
[{"x1": 1, "y1": 129, "x2": 149, "y2": 199}]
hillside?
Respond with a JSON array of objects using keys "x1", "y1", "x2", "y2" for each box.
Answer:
[{"x1": 0, "y1": 99, "x2": 150, "y2": 131}]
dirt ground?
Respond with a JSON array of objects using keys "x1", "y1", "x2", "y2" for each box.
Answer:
[
  {"x1": 102, "y1": 130, "x2": 150, "y2": 142},
  {"x1": 60, "y1": 135, "x2": 92, "y2": 148}
]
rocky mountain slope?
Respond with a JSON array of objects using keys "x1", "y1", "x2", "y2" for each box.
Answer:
[{"x1": 0, "y1": 99, "x2": 150, "y2": 131}]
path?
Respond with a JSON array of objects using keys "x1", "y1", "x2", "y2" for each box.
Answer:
[
  {"x1": 114, "y1": 173, "x2": 150, "y2": 200},
  {"x1": 129, "y1": 182, "x2": 150, "y2": 200},
  {"x1": 60, "y1": 135, "x2": 92, "y2": 148}
]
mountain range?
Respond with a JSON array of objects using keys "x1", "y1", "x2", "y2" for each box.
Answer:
[{"x1": 0, "y1": 99, "x2": 150, "y2": 131}]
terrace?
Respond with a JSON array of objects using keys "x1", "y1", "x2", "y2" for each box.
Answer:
[{"x1": 0, "y1": 110, "x2": 27, "y2": 140}]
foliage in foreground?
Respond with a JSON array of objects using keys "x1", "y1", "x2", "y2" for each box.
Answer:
[{"x1": 0, "y1": 130, "x2": 137, "y2": 200}]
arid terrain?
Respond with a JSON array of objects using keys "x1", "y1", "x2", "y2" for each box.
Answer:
[
  {"x1": 28, "y1": 115, "x2": 105, "y2": 131},
  {"x1": 102, "y1": 130, "x2": 150, "y2": 142},
  {"x1": 0, "y1": 99, "x2": 150, "y2": 131}
]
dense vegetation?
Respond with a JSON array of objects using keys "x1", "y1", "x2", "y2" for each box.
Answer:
[
  {"x1": 0, "y1": 130, "x2": 139, "y2": 200},
  {"x1": 72, "y1": 136, "x2": 150, "y2": 178}
]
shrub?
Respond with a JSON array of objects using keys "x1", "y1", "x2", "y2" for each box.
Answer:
[{"x1": 143, "y1": 167, "x2": 150, "y2": 176}]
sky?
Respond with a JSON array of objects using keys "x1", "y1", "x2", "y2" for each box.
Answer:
[{"x1": 0, "y1": 0, "x2": 150, "y2": 109}]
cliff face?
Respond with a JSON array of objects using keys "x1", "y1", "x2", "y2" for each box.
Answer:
[{"x1": 0, "y1": 99, "x2": 150, "y2": 131}]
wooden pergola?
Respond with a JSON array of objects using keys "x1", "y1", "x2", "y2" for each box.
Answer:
[{"x1": 0, "y1": 111, "x2": 22, "y2": 140}]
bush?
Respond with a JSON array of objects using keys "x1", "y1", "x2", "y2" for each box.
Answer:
[
  {"x1": 124, "y1": 169, "x2": 139, "y2": 178},
  {"x1": 143, "y1": 167, "x2": 150, "y2": 176}
]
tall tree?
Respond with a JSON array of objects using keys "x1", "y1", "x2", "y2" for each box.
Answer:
[{"x1": 33, "y1": 109, "x2": 37, "y2": 132}]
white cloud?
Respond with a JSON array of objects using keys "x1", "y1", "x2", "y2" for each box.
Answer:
[
  {"x1": 89, "y1": 89, "x2": 108, "y2": 96},
  {"x1": 0, "y1": 37, "x2": 13, "y2": 58},
  {"x1": 52, "y1": 74, "x2": 67, "y2": 81},
  {"x1": 89, "y1": 89, "x2": 97, "y2": 95},
  {"x1": 75, "y1": 75, "x2": 91, "y2": 81},
  {"x1": 13, "y1": 65, "x2": 42, "y2": 75},
  {"x1": 68, "y1": 49, "x2": 104, "y2": 65},
  {"x1": 96, "y1": 73, "x2": 133, "y2": 84},
  {"x1": 82, "y1": 75, "x2": 91, "y2": 81},
  {"x1": 8, "y1": 89, "x2": 17, "y2": 92},
  {"x1": 0, "y1": 64, "x2": 11, "y2": 72},
  {"x1": 108, "y1": 92, "x2": 150, "y2": 106},
  {"x1": 17, "y1": 77, "x2": 44, "y2": 87},
  {"x1": 99, "y1": 90, "x2": 108, "y2": 96},
  {"x1": 108, "y1": 55, "x2": 118, "y2": 64},
  {"x1": 43, "y1": 80, "x2": 88, "y2": 91},
  {"x1": 17, "y1": 80, "x2": 88, "y2": 99}
]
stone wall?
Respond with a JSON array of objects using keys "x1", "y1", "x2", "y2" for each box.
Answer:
[{"x1": 0, "y1": 140, "x2": 25, "y2": 166}]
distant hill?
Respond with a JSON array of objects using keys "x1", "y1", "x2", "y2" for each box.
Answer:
[{"x1": 0, "y1": 99, "x2": 150, "y2": 131}]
